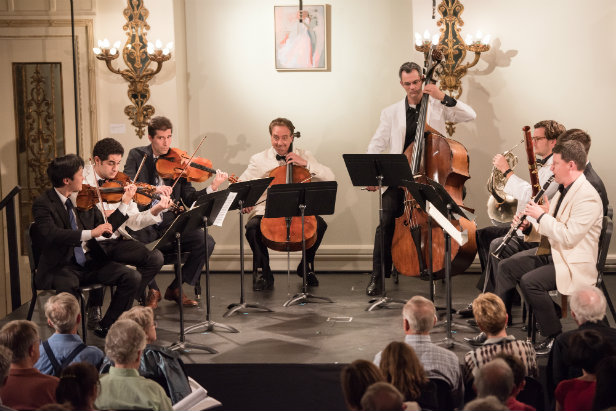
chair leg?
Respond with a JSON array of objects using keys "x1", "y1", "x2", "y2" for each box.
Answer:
[
  {"x1": 27, "y1": 289, "x2": 37, "y2": 321},
  {"x1": 79, "y1": 292, "x2": 87, "y2": 344},
  {"x1": 601, "y1": 281, "x2": 616, "y2": 326}
]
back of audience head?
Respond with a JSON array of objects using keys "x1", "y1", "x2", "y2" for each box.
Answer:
[
  {"x1": 0, "y1": 345, "x2": 12, "y2": 388},
  {"x1": 570, "y1": 285, "x2": 607, "y2": 325},
  {"x1": 464, "y1": 395, "x2": 509, "y2": 411},
  {"x1": 494, "y1": 353, "x2": 526, "y2": 397},
  {"x1": 119, "y1": 306, "x2": 156, "y2": 344},
  {"x1": 105, "y1": 319, "x2": 146, "y2": 366},
  {"x1": 361, "y1": 381, "x2": 405, "y2": 411},
  {"x1": 341, "y1": 359, "x2": 385, "y2": 410},
  {"x1": 56, "y1": 361, "x2": 99, "y2": 410},
  {"x1": 0, "y1": 320, "x2": 39, "y2": 365},
  {"x1": 472, "y1": 292, "x2": 507, "y2": 336},
  {"x1": 592, "y1": 356, "x2": 616, "y2": 411},
  {"x1": 403, "y1": 295, "x2": 437, "y2": 334},
  {"x1": 473, "y1": 358, "x2": 514, "y2": 403},
  {"x1": 569, "y1": 329, "x2": 614, "y2": 374},
  {"x1": 379, "y1": 341, "x2": 427, "y2": 401},
  {"x1": 45, "y1": 292, "x2": 80, "y2": 334}
]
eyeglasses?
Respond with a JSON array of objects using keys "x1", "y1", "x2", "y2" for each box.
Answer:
[{"x1": 531, "y1": 136, "x2": 547, "y2": 142}]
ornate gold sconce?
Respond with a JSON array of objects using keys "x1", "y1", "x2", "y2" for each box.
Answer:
[
  {"x1": 92, "y1": 0, "x2": 173, "y2": 138},
  {"x1": 415, "y1": 0, "x2": 490, "y2": 136}
]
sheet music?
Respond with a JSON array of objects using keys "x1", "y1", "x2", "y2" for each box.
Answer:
[
  {"x1": 213, "y1": 192, "x2": 237, "y2": 227},
  {"x1": 426, "y1": 201, "x2": 468, "y2": 246}
]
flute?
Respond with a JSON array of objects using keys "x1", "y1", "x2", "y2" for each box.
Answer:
[{"x1": 491, "y1": 175, "x2": 555, "y2": 259}]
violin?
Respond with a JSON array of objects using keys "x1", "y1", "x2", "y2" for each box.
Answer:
[{"x1": 156, "y1": 147, "x2": 238, "y2": 184}]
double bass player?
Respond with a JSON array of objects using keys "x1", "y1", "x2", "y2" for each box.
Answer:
[{"x1": 364, "y1": 61, "x2": 476, "y2": 296}]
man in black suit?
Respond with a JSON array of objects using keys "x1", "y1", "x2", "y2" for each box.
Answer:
[
  {"x1": 32, "y1": 154, "x2": 140, "y2": 337},
  {"x1": 123, "y1": 116, "x2": 228, "y2": 306}
]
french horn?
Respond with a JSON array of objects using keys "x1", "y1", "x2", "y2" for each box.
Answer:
[{"x1": 486, "y1": 140, "x2": 524, "y2": 223}]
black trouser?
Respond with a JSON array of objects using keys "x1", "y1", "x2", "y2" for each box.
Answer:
[
  {"x1": 245, "y1": 215, "x2": 327, "y2": 272},
  {"x1": 371, "y1": 187, "x2": 404, "y2": 276},
  {"x1": 494, "y1": 247, "x2": 561, "y2": 337},
  {"x1": 51, "y1": 260, "x2": 140, "y2": 328}
]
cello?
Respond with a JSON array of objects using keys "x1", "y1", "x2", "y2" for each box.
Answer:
[
  {"x1": 260, "y1": 132, "x2": 318, "y2": 252},
  {"x1": 391, "y1": 47, "x2": 477, "y2": 279}
]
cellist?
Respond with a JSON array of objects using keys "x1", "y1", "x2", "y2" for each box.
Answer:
[
  {"x1": 365, "y1": 61, "x2": 476, "y2": 296},
  {"x1": 239, "y1": 117, "x2": 335, "y2": 291}
]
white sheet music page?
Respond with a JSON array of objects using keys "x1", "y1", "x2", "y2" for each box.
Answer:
[{"x1": 213, "y1": 191, "x2": 237, "y2": 227}]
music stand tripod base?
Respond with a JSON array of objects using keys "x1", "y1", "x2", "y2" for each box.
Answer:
[
  {"x1": 169, "y1": 340, "x2": 218, "y2": 354},
  {"x1": 224, "y1": 302, "x2": 273, "y2": 317},
  {"x1": 366, "y1": 294, "x2": 408, "y2": 311},
  {"x1": 283, "y1": 292, "x2": 333, "y2": 307}
]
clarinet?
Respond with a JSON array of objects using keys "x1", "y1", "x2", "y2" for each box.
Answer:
[{"x1": 491, "y1": 175, "x2": 555, "y2": 259}]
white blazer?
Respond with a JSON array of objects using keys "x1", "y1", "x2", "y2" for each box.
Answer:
[
  {"x1": 367, "y1": 96, "x2": 476, "y2": 155},
  {"x1": 526, "y1": 173, "x2": 603, "y2": 295}
]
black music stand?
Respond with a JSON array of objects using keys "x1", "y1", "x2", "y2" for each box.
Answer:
[
  {"x1": 401, "y1": 178, "x2": 475, "y2": 349},
  {"x1": 183, "y1": 190, "x2": 239, "y2": 335},
  {"x1": 150, "y1": 206, "x2": 217, "y2": 354},
  {"x1": 343, "y1": 154, "x2": 410, "y2": 311},
  {"x1": 223, "y1": 177, "x2": 274, "y2": 317},
  {"x1": 263, "y1": 181, "x2": 337, "y2": 307}
]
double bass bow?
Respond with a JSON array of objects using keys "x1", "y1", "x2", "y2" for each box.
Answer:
[{"x1": 391, "y1": 46, "x2": 477, "y2": 279}]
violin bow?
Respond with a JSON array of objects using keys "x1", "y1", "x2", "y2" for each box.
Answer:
[
  {"x1": 132, "y1": 154, "x2": 148, "y2": 183},
  {"x1": 89, "y1": 158, "x2": 109, "y2": 225},
  {"x1": 170, "y1": 135, "x2": 208, "y2": 190}
]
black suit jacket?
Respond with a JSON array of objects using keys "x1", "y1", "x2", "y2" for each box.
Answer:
[
  {"x1": 123, "y1": 145, "x2": 209, "y2": 242},
  {"x1": 585, "y1": 162, "x2": 609, "y2": 216},
  {"x1": 31, "y1": 189, "x2": 128, "y2": 289}
]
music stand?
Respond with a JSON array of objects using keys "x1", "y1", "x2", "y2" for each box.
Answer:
[
  {"x1": 149, "y1": 206, "x2": 217, "y2": 354},
  {"x1": 343, "y1": 154, "x2": 410, "y2": 311},
  {"x1": 184, "y1": 190, "x2": 239, "y2": 335},
  {"x1": 401, "y1": 178, "x2": 475, "y2": 349},
  {"x1": 223, "y1": 177, "x2": 275, "y2": 317},
  {"x1": 263, "y1": 181, "x2": 337, "y2": 307}
]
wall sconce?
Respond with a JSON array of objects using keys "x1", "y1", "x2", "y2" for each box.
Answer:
[
  {"x1": 92, "y1": 0, "x2": 172, "y2": 138},
  {"x1": 415, "y1": 0, "x2": 490, "y2": 136}
]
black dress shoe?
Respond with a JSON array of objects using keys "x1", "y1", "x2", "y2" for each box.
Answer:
[
  {"x1": 366, "y1": 273, "x2": 382, "y2": 296},
  {"x1": 457, "y1": 303, "x2": 474, "y2": 318},
  {"x1": 464, "y1": 332, "x2": 487, "y2": 346},
  {"x1": 467, "y1": 318, "x2": 478, "y2": 327},
  {"x1": 297, "y1": 262, "x2": 318, "y2": 286},
  {"x1": 253, "y1": 270, "x2": 267, "y2": 291},
  {"x1": 93, "y1": 323, "x2": 109, "y2": 339},
  {"x1": 87, "y1": 306, "x2": 102, "y2": 330},
  {"x1": 535, "y1": 336, "x2": 556, "y2": 356},
  {"x1": 305, "y1": 272, "x2": 319, "y2": 287}
]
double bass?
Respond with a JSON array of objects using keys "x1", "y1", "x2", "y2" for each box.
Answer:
[
  {"x1": 391, "y1": 47, "x2": 477, "y2": 279},
  {"x1": 260, "y1": 132, "x2": 318, "y2": 252}
]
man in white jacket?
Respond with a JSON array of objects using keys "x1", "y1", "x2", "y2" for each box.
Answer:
[{"x1": 365, "y1": 61, "x2": 476, "y2": 296}]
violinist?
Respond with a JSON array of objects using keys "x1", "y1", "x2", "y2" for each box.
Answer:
[
  {"x1": 239, "y1": 117, "x2": 335, "y2": 291},
  {"x1": 365, "y1": 61, "x2": 476, "y2": 296},
  {"x1": 78, "y1": 138, "x2": 173, "y2": 323},
  {"x1": 123, "y1": 116, "x2": 228, "y2": 307},
  {"x1": 32, "y1": 154, "x2": 140, "y2": 339}
]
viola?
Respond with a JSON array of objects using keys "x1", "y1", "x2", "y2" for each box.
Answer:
[{"x1": 156, "y1": 148, "x2": 238, "y2": 184}]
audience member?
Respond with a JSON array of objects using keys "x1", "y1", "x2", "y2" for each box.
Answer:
[
  {"x1": 464, "y1": 293, "x2": 537, "y2": 385},
  {"x1": 360, "y1": 382, "x2": 407, "y2": 411},
  {"x1": 473, "y1": 358, "x2": 514, "y2": 404},
  {"x1": 100, "y1": 306, "x2": 191, "y2": 403},
  {"x1": 0, "y1": 320, "x2": 58, "y2": 410},
  {"x1": 55, "y1": 362, "x2": 99, "y2": 410},
  {"x1": 340, "y1": 360, "x2": 385, "y2": 411},
  {"x1": 464, "y1": 395, "x2": 509, "y2": 411},
  {"x1": 554, "y1": 329, "x2": 613, "y2": 411},
  {"x1": 34, "y1": 293, "x2": 104, "y2": 376},
  {"x1": 95, "y1": 319, "x2": 172, "y2": 410},
  {"x1": 592, "y1": 356, "x2": 616, "y2": 411},
  {"x1": 0, "y1": 346, "x2": 14, "y2": 411},
  {"x1": 495, "y1": 353, "x2": 536, "y2": 411},
  {"x1": 379, "y1": 341, "x2": 438, "y2": 410},
  {"x1": 374, "y1": 295, "x2": 463, "y2": 406},
  {"x1": 548, "y1": 285, "x2": 616, "y2": 393}
]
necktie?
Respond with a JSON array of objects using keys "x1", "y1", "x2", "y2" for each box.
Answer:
[
  {"x1": 276, "y1": 154, "x2": 287, "y2": 162},
  {"x1": 65, "y1": 199, "x2": 86, "y2": 266}
]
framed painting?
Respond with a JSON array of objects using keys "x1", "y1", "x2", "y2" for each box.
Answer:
[{"x1": 274, "y1": 5, "x2": 328, "y2": 71}]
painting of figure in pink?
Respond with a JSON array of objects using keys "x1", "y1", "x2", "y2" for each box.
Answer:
[{"x1": 275, "y1": 6, "x2": 327, "y2": 70}]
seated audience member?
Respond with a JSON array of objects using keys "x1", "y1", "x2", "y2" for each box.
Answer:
[
  {"x1": 0, "y1": 320, "x2": 58, "y2": 410},
  {"x1": 555, "y1": 329, "x2": 613, "y2": 411},
  {"x1": 548, "y1": 285, "x2": 616, "y2": 393},
  {"x1": 374, "y1": 295, "x2": 463, "y2": 406},
  {"x1": 95, "y1": 319, "x2": 172, "y2": 410},
  {"x1": 464, "y1": 293, "x2": 537, "y2": 384},
  {"x1": 340, "y1": 360, "x2": 385, "y2": 411},
  {"x1": 495, "y1": 353, "x2": 536, "y2": 411},
  {"x1": 55, "y1": 362, "x2": 99, "y2": 411},
  {"x1": 34, "y1": 293, "x2": 104, "y2": 376},
  {"x1": 473, "y1": 358, "x2": 514, "y2": 405},
  {"x1": 100, "y1": 306, "x2": 191, "y2": 404},
  {"x1": 379, "y1": 341, "x2": 438, "y2": 410},
  {"x1": 464, "y1": 395, "x2": 509, "y2": 411},
  {"x1": 360, "y1": 382, "x2": 409, "y2": 411},
  {"x1": 0, "y1": 345, "x2": 14, "y2": 411},
  {"x1": 592, "y1": 356, "x2": 616, "y2": 411}
]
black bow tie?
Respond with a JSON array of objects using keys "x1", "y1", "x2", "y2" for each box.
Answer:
[
  {"x1": 97, "y1": 179, "x2": 107, "y2": 186},
  {"x1": 276, "y1": 154, "x2": 287, "y2": 161}
]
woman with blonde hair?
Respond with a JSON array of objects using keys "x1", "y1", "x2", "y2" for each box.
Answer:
[{"x1": 379, "y1": 341, "x2": 438, "y2": 410}]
